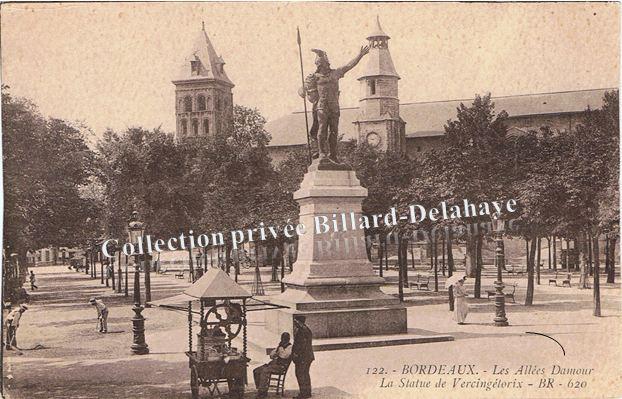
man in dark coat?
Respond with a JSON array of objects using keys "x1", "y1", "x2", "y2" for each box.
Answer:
[{"x1": 291, "y1": 315, "x2": 314, "y2": 399}]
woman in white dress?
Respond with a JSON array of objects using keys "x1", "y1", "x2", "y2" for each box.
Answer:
[{"x1": 453, "y1": 277, "x2": 469, "y2": 324}]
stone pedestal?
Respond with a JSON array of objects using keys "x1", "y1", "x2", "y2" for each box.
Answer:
[{"x1": 266, "y1": 159, "x2": 407, "y2": 338}]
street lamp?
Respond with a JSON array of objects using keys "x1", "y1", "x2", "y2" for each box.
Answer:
[
  {"x1": 128, "y1": 210, "x2": 149, "y2": 355},
  {"x1": 492, "y1": 213, "x2": 509, "y2": 326},
  {"x1": 195, "y1": 251, "x2": 204, "y2": 281}
]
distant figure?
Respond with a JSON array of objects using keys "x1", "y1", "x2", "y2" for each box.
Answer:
[
  {"x1": 292, "y1": 315, "x2": 314, "y2": 399},
  {"x1": 29, "y1": 271, "x2": 38, "y2": 290},
  {"x1": 453, "y1": 276, "x2": 469, "y2": 325},
  {"x1": 89, "y1": 297, "x2": 108, "y2": 333},
  {"x1": 253, "y1": 332, "x2": 292, "y2": 398},
  {"x1": 5, "y1": 304, "x2": 28, "y2": 349},
  {"x1": 579, "y1": 255, "x2": 589, "y2": 289}
]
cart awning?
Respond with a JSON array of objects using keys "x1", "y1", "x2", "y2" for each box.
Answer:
[{"x1": 184, "y1": 268, "x2": 251, "y2": 299}]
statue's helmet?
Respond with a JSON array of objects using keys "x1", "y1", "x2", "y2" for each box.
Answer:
[{"x1": 311, "y1": 49, "x2": 330, "y2": 68}]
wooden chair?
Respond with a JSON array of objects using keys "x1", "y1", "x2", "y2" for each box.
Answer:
[
  {"x1": 175, "y1": 270, "x2": 185, "y2": 279},
  {"x1": 562, "y1": 273, "x2": 571, "y2": 287},
  {"x1": 548, "y1": 272, "x2": 558, "y2": 286},
  {"x1": 268, "y1": 363, "x2": 290, "y2": 396}
]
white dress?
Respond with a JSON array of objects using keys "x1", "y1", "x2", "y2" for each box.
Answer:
[{"x1": 453, "y1": 283, "x2": 469, "y2": 323}]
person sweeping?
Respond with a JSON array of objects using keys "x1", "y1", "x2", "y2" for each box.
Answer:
[
  {"x1": 5, "y1": 304, "x2": 28, "y2": 350},
  {"x1": 89, "y1": 297, "x2": 108, "y2": 333}
]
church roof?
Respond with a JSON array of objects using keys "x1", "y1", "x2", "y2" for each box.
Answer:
[
  {"x1": 359, "y1": 17, "x2": 399, "y2": 80},
  {"x1": 367, "y1": 16, "x2": 390, "y2": 40},
  {"x1": 174, "y1": 23, "x2": 234, "y2": 87},
  {"x1": 265, "y1": 88, "x2": 612, "y2": 147}
]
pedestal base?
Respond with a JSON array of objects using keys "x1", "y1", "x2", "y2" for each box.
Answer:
[{"x1": 267, "y1": 159, "x2": 407, "y2": 338}]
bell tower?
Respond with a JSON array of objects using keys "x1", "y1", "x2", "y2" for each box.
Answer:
[
  {"x1": 173, "y1": 22, "x2": 234, "y2": 141},
  {"x1": 353, "y1": 17, "x2": 405, "y2": 152}
]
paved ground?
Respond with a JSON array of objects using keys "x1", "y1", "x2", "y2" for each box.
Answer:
[{"x1": 3, "y1": 264, "x2": 621, "y2": 398}]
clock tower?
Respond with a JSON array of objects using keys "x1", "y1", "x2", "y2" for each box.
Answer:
[{"x1": 353, "y1": 17, "x2": 405, "y2": 152}]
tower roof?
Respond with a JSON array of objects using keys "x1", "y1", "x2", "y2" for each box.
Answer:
[
  {"x1": 174, "y1": 22, "x2": 234, "y2": 87},
  {"x1": 359, "y1": 17, "x2": 400, "y2": 80},
  {"x1": 367, "y1": 16, "x2": 390, "y2": 40}
]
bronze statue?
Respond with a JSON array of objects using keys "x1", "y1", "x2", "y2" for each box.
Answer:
[{"x1": 299, "y1": 45, "x2": 370, "y2": 163}]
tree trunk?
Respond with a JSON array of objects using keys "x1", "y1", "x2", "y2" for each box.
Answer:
[
  {"x1": 547, "y1": 237, "x2": 551, "y2": 269},
  {"x1": 410, "y1": 240, "x2": 416, "y2": 270},
  {"x1": 536, "y1": 237, "x2": 541, "y2": 285},
  {"x1": 605, "y1": 234, "x2": 609, "y2": 276},
  {"x1": 472, "y1": 230, "x2": 482, "y2": 299},
  {"x1": 441, "y1": 233, "x2": 446, "y2": 276},
  {"x1": 553, "y1": 235, "x2": 557, "y2": 270},
  {"x1": 433, "y1": 234, "x2": 439, "y2": 292},
  {"x1": 397, "y1": 236, "x2": 404, "y2": 302},
  {"x1": 271, "y1": 245, "x2": 279, "y2": 282},
  {"x1": 402, "y1": 238, "x2": 409, "y2": 288},
  {"x1": 378, "y1": 237, "x2": 384, "y2": 277},
  {"x1": 525, "y1": 237, "x2": 537, "y2": 306},
  {"x1": 187, "y1": 245, "x2": 194, "y2": 282},
  {"x1": 465, "y1": 234, "x2": 477, "y2": 277},
  {"x1": 607, "y1": 235, "x2": 616, "y2": 283},
  {"x1": 588, "y1": 234, "x2": 594, "y2": 276},
  {"x1": 447, "y1": 232, "x2": 455, "y2": 311},
  {"x1": 225, "y1": 244, "x2": 232, "y2": 275},
  {"x1": 384, "y1": 239, "x2": 389, "y2": 271},
  {"x1": 280, "y1": 242, "x2": 286, "y2": 293},
  {"x1": 593, "y1": 235, "x2": 601, "y2": 316}
]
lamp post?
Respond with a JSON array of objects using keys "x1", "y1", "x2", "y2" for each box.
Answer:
[
  {"x1": 492, "y1": 213, "x2": 509, "y2": 326},
  {"x1": 195, "y1": 251, "x2": 204, "y2": 281},
  {"x1": 128, "y1": 210, "x2": 149, "y2": 355}
]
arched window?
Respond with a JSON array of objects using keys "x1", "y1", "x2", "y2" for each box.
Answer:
[
  {"x1": 197, "y1": 95, "x2": 206, "y2": 111},
  {"x1": 192, "y1": 119, "x2": 199, "y2": 136},
  {"x1": 181, "y1": 119, "x2": 188, "y2": 135},
  {"x1": 203, "y1": 118, "x2": 210, "y2": 135},
  {"x1": 184, "y1": 96, "x2": 192, "y2": 112}
]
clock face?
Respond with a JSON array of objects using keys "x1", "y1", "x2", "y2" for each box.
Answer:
[{"x1": 366, "y1": 132, "x2": 381, "y2": 147}]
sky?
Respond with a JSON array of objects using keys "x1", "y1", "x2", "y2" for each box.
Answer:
[{"x1": 1, "y1": 2, "x2": 619, "y2": 139}]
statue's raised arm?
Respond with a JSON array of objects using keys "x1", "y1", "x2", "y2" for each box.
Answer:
[{"x1": 336, "y1": 45, "x2": 371, "y2": 76}]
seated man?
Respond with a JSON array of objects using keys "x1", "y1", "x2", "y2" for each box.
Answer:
[{"x1": 253, "y1": 332, "x2": 292, "y2": 398}]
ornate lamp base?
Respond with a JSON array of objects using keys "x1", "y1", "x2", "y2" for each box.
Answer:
[
  {"x1": 131, "y1": 304, "x2": 149, "y2": 355},
  {"x1": 493, "y1": 280, "x2": 509, "y2": 326}
]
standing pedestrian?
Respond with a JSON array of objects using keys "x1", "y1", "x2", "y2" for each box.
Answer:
[
  {"x1": 292, "y1": 315, "x2": 314, "y2": 399},
  {"x1": 5, "y1": 304, "x2": 28, "y2": 349},
  {"x1": 29, "y1": 271, "x2": 38, "y2": 290},
  {"x1": 579, "y1": 255, "x2": 589, "y2": 289},
  {"x1": 89, "y1": 297, "x2": 108, "y2": 333},
  {"x1": 453, "y1": 276, "x2": 469, "y2": 325}
]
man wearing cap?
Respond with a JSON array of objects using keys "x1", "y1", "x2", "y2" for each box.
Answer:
[
  {"x1": 5, "y1": 304, "x2": 28, "y2": 349},
  {"x1": 89, "y1": 297, "x2": 108, "y2": 333},
  {"x1": 292, "y1": 315, "x2": 314, "y2": 399},
  {"x1": 300, "y1": 45, "x2": 370, "y2": 163}
]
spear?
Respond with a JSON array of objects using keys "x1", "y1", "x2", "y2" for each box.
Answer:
[{"x1": 297, "y1": 27, "x2": 312, "y2": 164}]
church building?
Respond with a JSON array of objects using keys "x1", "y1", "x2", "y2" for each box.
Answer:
[{"x1": 173, "y1": 22, "x2": 234, "y2": 141}]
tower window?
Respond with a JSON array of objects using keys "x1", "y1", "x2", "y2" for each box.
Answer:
[
  {"x1": 216, "y1": 96, "x2": 221, "y2": 111},
  {"x1": 192, "y1": 119, "x2": 199, "y2": 136},
  {"x1": 190, "y1": 60, "x2": 200, "y2": 76},
  {"x1": 197, "y1": 95, "x2": 206, "y2": 111},
  {"x1": 184, "y1": 96, "x2": 192, "y2": 112},
  {"x1": 369, "y1": 79, "x2": 376, "y2": 95},
  {"x1": 203, "y1": 118, "x2": 210, "y2": 135},
  {"x1": 181, "y1": 120, "x2": 188, "y2": 135}
]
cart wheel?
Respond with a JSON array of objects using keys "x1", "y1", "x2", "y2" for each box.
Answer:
[{"x1": 190, "y1": 365, "x2": 199, "y2": 399}]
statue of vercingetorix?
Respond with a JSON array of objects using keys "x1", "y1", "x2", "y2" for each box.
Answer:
[{"x1": 299, "y1": 45, "x2": 370, "y2": 164}]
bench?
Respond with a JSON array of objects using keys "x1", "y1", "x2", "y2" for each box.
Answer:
[
  {"x1": 409, "y1": 274, "x2": 430, "y2": 290},
  {"x1": 548, "y1": 272, "x2": 571, "y2": 287},
  {"x1": 506, "y1": 264, "x2": 524, "y2": 276},
  {"x1": 486, "y1": 283, "x2": 517, "y2": 303},
  {"x1": 175, "y1": 270, "x2": 186, "y2": 279}
]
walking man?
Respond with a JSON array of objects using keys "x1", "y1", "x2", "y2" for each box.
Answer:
[
  {"x1": 89, "y1": 297, "x2": 108, "y2": 333},
  {"x1": 5, "y1": 304, "x2": 28, "y2": 349},
  {"x1": 292, "y1": 315, "x2": 314, "y2": 399},
  {"x1": 29, "y1": 270, "x2": 38, "y2": 290}
]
